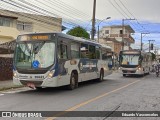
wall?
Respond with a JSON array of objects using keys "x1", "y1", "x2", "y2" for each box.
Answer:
[
  {"x1": 0, "y1": 57, "x2": 12, "y2": 80},
  {"x1": 0, "y1": 9, "x2": 62, "y2": 80},
  {"x1": 0, "y1": 26, "x2": 20, "y2": 42}
]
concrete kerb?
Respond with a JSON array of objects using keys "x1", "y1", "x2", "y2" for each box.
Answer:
[
  {"x1": 0, "y1": 85, "x2": 24, "y2": 91},
  {"x1": 0, "y1": 80, "x2": 24, "y2": 91}
]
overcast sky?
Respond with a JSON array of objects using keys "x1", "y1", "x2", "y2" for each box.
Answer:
[
  {"x1": 1, "y1": 0, "x2": 160, "y2": 50},
  {"x1": 62, "y1": 0, "x2": 160, "y2": 50},
  {"x1": 63, "y1": 0, "x2": 160, "y2": 21}
]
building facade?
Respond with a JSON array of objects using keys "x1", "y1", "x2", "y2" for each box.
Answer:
[
  {"x1": 0, "y1": 9, "x2": 62, "y2": 44},
  {"x1": 0, "y1": 9, "x2": 62, "y2": 80},
  {"x1": 99, "y1": 25, "x2": 135, "y2": 55}
]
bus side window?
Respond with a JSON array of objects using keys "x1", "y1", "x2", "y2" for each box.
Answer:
[
  {"x1": 80, "y1": 43, "x2": 88, "y2": 58},
  {"x1": 96, "y1": 46, "x2": 100, "y2": 59},
  {"x1": 71, "y1": 42, "x2": 80, "y2": 59},
  {"x1": 58, "y1": 44, "x2": 68, "y2": 59},
  {"x1": 102, "y1": 49, "x2": 107, "y2": 60},
  {"x1": 89, "y1": 45, "x2": 96, "y2": 59}
]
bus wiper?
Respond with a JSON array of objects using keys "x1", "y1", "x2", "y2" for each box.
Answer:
[{"x1": 33, "y1": 41, "x2": 45, "y2": 54}]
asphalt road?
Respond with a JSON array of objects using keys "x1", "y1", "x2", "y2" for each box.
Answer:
[{"x1": 0, "y1": 72, "x2": 160, "y2": 120}]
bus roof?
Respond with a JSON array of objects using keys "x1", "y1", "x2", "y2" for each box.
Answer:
[{"x1": 17, "y1": 32, "x2": 112, "y2": 51}]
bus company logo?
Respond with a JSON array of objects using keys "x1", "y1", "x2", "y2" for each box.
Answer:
[
  {"x1": 2, "y1": 112, "x2": 11, "y2": 117},
  {"x1": 19, "y1": 75, "x2": 28, "y2": 79}
]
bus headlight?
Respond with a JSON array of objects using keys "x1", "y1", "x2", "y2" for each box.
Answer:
[
  {"x1": 47, "y1": 70, "x2": 55, "y2": 78},
  {"x1": 119, "y1": 67, "x2": 122, "y2": 70},
  {"x1": 13, "y1": 71, "x2": 18, "y2": 78},
  {"x1": 13, "y1": 72, "x2": 17, "y2": 77},
  {"x1": 137, "y1": 66, "x2": 142, "y2": 71}
]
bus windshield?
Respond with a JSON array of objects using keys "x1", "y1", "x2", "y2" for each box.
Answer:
[
  {"x1": 14, "y1": 41, "x2": 55, "y2": 69},
  {"x1": 120, "y1": 54, "x2": 140, "y2": 66}
]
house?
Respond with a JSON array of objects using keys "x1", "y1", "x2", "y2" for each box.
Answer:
[
  {"x1": 99, "y1": 25, "x2": 135, "y2": 55},
  {"x1": 0, "y1": 9, "x2": 62, "y2": 44},
  {"x1": 0, "y1": 9, "x2": 62, "y2": 80}
]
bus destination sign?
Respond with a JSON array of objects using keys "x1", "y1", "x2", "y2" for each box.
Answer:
[{"x1": 18, "y1": 35, "x2": 50, "y2": 41}]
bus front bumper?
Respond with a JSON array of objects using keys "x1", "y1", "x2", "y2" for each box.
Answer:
[
  {"x1": 13, "y1": 77, "x2": 59, "y2": 87},
  {"x1": 13, "y1": 70, "x2": 59, "y2": 87},
  {"x1": 118, "y1": 67, "x2": 144, "y2": 75}
]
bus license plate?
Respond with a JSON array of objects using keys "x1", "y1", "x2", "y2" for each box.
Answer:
[{"x1": 27, "y1": 83, "x2": 35, "y2": 89}]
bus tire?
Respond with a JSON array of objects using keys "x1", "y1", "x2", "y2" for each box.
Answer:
[
  {"x1": 98, "y1": 70, "x2": 104, "y2": 82},
  {"x1": 36, "y1": 87, "x2": 43, "y2": 90},
  {"x1": 68, "y1": 73, "x2": 77, "y2": 90},
  {"x1": 147, "y1": 68, "x2": 150, "y2": 75},
  {"x1": 123, "y1": 74, "x2": 126, "y2": 77}
]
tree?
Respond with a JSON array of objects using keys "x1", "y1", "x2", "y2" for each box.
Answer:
[
  {"x1": 151, "y1": 52, "x2": 156, "y2": 61},
  {"x1": 66, "y1": 26, "x2": 90, "y2": 39}
]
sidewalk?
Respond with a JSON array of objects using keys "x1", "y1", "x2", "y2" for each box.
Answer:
[{"x1": 0, "y1": 80, "x2": 23, "y2": 91}]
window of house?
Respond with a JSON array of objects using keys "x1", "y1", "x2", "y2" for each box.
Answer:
[
  {"x1": 120, "y1": 30, "x2": 123, "y2": 34},
  {"x1": 0, "y1": 17, "x2": 12, "y2": 27},
  {"x1": 105, "y1": 30, "x2": 109, "y2": 34},
  {"x1": 17, "y1": 22, "x2": 33, "y2": 32},
  {"x1": 71, "y1": 42, "x2": 80, "y2": 58}
]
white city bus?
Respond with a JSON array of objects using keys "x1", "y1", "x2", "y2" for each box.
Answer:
[
  {"x1": 13, "y1": 33, "x2": 113, "y2": 89},
  {"x1": 119, "y1": 50, "x2": 152, "y2": 77}
]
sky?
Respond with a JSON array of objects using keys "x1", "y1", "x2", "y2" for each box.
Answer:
[
  {"x1": 0, "y1": 0, "x2": 160, "y2": 51},
  {"x1": 62, "y1": 0, "x2": 160, "y2": 51}
]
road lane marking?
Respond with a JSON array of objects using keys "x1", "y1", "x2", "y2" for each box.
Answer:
[{"x1": 46, "y1": 80, "x2": 141, "y2": 120}]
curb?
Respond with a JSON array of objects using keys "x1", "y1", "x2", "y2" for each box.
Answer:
[{"x1": 0, "y1": 85, "x2": 24, "y2": 91}]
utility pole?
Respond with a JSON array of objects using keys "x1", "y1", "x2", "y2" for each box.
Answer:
[
  {"x1": 91, "y1": 0, "x2": 96, "y2": 40},
  {"x1": 148, "y1": 40, "x2": 155, "y2": 52},
  {"x1": 141, "y1": 33, "x2": 150, "y2": 51},
  {"x1": 122, "y1": 19, "x2": 124, "y2": 50},
  {"x1": 97, "y1": 17, "x2": 111, "y2": 42},
  {"x1": 122, "y1": 18, "x2": 135, "y2": 50}
]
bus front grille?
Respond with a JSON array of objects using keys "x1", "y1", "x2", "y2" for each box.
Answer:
[
  {"x1": 122, "y1": 70, "x2": 136, "y2": 73},
  {"x1": 20, "y1": 80, "x2": 43, "y2": 86}
]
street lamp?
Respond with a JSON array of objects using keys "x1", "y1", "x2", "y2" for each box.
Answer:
[
  {"x1": 141, "y1": 33, "x2": 150, "y2": 51},
  {"x1": 97, "y1": 17, "x2": 111, "y2": 42}
]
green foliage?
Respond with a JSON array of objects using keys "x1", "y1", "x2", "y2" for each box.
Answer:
[
  {"x1": 66, "y1": 26, "x2": 90, "y2": 39},
  {"x1": 151, "y1": 52, "x2": 156, "y2": 60}
]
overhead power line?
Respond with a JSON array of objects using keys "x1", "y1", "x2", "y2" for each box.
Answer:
[{"x1": 0, "y1": 0, "x2": 92, "y2": 31}]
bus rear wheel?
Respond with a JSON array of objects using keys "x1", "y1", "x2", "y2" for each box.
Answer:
[
  {"x1": 35, "y1": 87, "x2": 43, "y2": 90},
  {"x1": 68, "y1": 73, "x2": 78, "y2": 90}
]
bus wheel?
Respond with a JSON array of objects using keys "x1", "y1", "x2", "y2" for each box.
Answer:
[
  {"x1": 68, "y1": 73, "x2": 77, "y2": 90},
  {"x1": 98, "y1": 70, "x2": 104, "y2": 82},
  {"x1": 123, "y1": 74, "x2": 126, "y2": 77},
  {"x1": 36, "y1": 87, "x2": 43, "y2": 90}
]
